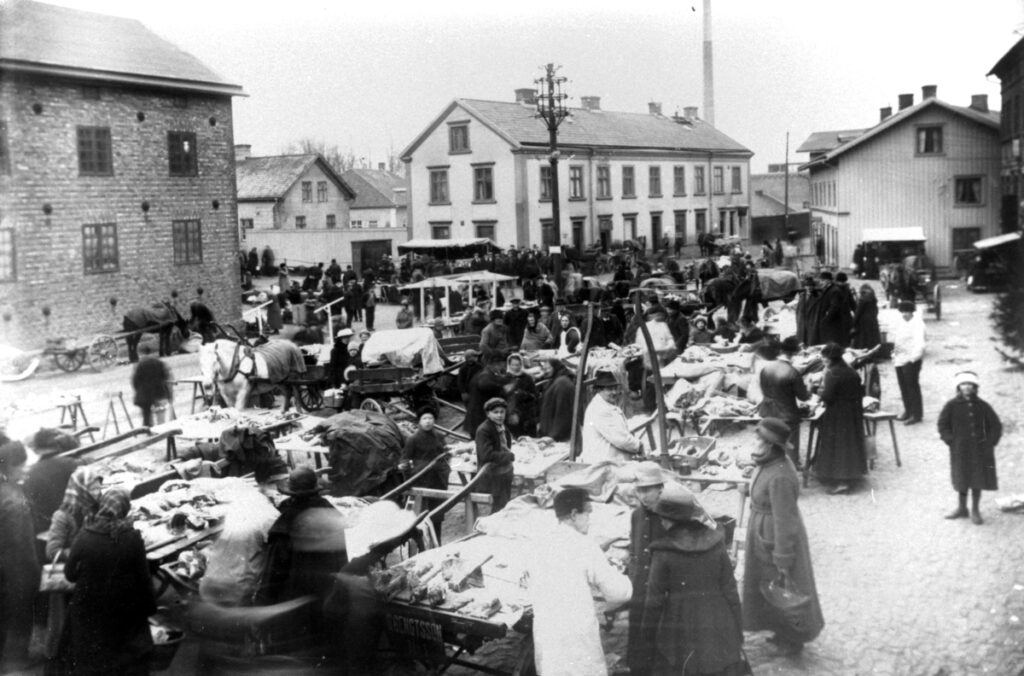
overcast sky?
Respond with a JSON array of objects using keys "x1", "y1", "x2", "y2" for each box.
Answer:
[{"x1": 48, "y1": 0, "x2": 1024, "y2": 172}]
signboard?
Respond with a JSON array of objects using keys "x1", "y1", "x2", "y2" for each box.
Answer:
[
  {"x1": 548, "y1": 245, "x2": 562, "y2": 255},
  {"x1": 384, "y1": 612, "x2": 447, "y2": 665}
]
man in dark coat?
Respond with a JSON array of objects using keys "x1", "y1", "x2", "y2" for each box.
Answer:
[
  {"x1": 130, "y1": 348, "x2": 172, "y2": 426},
  {"x1": 664, "y1": 300, "x2": 690, "y2": 354},
  {"x1": 796, "y1": 275, "x2": 822, "y2": 347},
  {"x1": 626, "y1": 462, "x2": 667, "y2": 676},
  {"x1": 478, "y1": 311, "x2": 510, "y2": 364},
  {"x1": 329, "y1": 328, "x2": 353, "y2": 388},
  {"x1": 474, "y1": 398, "x2": 515, "y2": 511},
  {"x1": 456, "y1": 349, "x2": 483, "y2": 405},
  {"x1": 188, "y1": 301, "x2": 216, "y2": 344},
  {"x1": 23, "y1": 429, "x2": 80, "y2": 536},
  {"x1": 327, "y1": 259, "x2": 342, "y2": 284},
  {"x1": 938, "y1": 371, "x2": 1003, "y2": 525},
  {"x1": 537, "y1": 359, "x2": 574, "y2": 442},
  {"x1": 504, "y1": 299, "x2": 528, "y2": 347},
  {"x1": 757, "y1": 338, "x2": 810, "y2": 465},
  {"x1": 817, "y1": 271, "x2": 852, "y2": 346},
  {"x1": 465, "y1": 360, "x2": 508, "y2": 436}
]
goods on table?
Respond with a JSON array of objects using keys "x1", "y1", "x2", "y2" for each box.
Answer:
[
  {"x1": 132, "y1": 480, "x2": 226, "y2": 549},
  {"x1": 693, "y1": 395, "x2": 758, "y2": 419},
  {"x1": 372, "y1": 549, "x2": 497, "y2": 614}
]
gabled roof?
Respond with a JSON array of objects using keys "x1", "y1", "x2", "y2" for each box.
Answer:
[
  {"x1": 0, "y1": 0, "x2": 244, "y2": 97},
  {"x1": 988, "y1": 34, "x2": 1024, "y2": 79},
  {"x1": 401, "y1": 98, "x2": 753, "y2": 160},
  {"x1": 799, "y1": 97, "x2": 1000, "y2": 171},
  {"x1": 795, "y1": 129, "x2": 868, "y2": 154},
  {"x1": 341, "y1": 169, "x2": 408, "y2": 209},
  {"x1": 236, "y1": 155, "x2": 355, "y2": 202}
]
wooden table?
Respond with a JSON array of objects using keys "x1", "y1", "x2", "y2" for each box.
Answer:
[
  {"x1": 172, "y1": 375, "x2": 212, "y2": 414},
  {"x1": 803, "y1": 409, "x2": 901, "y2": 486}
]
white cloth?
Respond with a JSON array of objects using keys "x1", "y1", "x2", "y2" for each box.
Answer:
[
  {"x1": 556, "y1": 326, "x2": 581, "y2": 359},
  {"x1": 580, "y1": 395, "x2": 642, "y2": 464},
  {"x1": 528, "y1": 523, "x2": 632, "y2": 676},
  {"x1": 889, "y1": 315, "x2": 926, "y2": 366},
  {"x1": 360, "y1": 327, "x2": 446, "y2": 374}
]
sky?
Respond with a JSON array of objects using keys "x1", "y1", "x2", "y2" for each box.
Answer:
[{"x1": 45, "y1": 0, "x2": 1024, "y2": 173}]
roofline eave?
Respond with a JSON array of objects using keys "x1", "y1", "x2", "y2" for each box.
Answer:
[
  {"x1": 515, "y1": 142, "x2": 753, "y2": 157},
  {"x1": 0, "y1": 59, "x2": 246, "y2": 97}
]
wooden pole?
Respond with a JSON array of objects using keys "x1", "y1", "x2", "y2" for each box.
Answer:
[
  {"x1": 633, "y1": 293, "x2": 670, "y2": 457},
  {"x1": 568, "y1": 304, "x2": 595, "y2": 461}
]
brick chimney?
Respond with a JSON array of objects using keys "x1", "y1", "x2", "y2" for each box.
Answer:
[
  {"x1": 580, "y1": 96, "x2": 601, "y2": 111},
  {"x1": 970, "y1": 94, "x2": 989, "y2": 112},
  {"x1": 648, "y1": 101, "x2": 662, "y2": 116},
  {"x1": 683, "y1": 106, "x2": 699, "y2": 119},
  {"x1": 880, "y1": 106, "x2": 893, "y2": 122},
  {"x1": 922, "y1": 84, "x2": 937, "y2": 100},
  {"x1": 515, "y1": 88, "x2": 536, "y2": 105},
  {"x1": 897, "y1": 93, "x2": 914, "y2": 110},
  {"x1": 234, "y1": 144, "x2": 251, "y2": 162}
]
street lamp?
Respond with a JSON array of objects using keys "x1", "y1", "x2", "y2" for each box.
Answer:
[{"x1": 535, "y1": 63, "x2": 570, "y2": 291}]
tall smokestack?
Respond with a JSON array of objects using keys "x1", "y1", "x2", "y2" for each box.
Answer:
[{"x1": 703, "y1": 0, "x2": 715, "y2": 127}]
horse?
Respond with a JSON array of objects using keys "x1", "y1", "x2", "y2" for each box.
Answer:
[
  {"x1": 701, "y1": 268, "x2": 801, "y2": 324},
  {"x1": 880, "y1": 255, "x2": 934, "y2": 303},
  {"x1": 123, "y1": 301, "x2": 189, "y2": 363},
  {"x1": 198, "y1": 338, "x2": 306, "y2": 411}
]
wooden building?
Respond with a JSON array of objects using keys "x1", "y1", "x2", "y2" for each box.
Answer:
[
  {"x1": 0, "y1": 0, "x2": 245, "y2": 349},
  {"x1": 988, "y1": 36, "x2": 1024, "y2": 232},
  {"x1": 798, "y1": 86, "x2": 1001, "y2": 270}
]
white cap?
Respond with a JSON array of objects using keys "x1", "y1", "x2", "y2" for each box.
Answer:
[
  {"x1": 336, "y1": 328, "x2": 354, "y2": 338},
  {"x1": 954, "y1": 371, "x2": 979, "y2": 387}
]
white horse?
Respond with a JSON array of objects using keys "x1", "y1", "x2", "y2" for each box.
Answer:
[{"x1": 198, "y1": 338, "x2": 305, "y2": 411}]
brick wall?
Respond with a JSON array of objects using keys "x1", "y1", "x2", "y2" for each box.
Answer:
[{"x1": 0, "y1": 72, "x2": 242, "y2": 349}]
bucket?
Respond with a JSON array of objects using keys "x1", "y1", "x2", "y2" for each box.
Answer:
[{"x1": 152, "y1": 401, "x2": 170, "y2": 425}]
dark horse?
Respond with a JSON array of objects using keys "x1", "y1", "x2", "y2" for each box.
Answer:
[
  {"x1": 123, "y1": 301, "x2": 189, "y2": 362},
  {"x1": 701, "y1": 268, "x2": 801, "y2": 324}
]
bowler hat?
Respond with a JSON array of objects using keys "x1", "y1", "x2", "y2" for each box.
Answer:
[
  {"x1": 651, "y1": 483, "x2": 699, "y2": 523},
  {"x1": 591, "y1": 370, "x2": 619, "y2": 389},
  {"x1": 755, "y1": 417, "x2": 793, "y2": 451},
  {"x1": 634, "y1": 461, "x2": 666, "y2": 488},
  {"x1": 278, "y1": 466, "x2": 324, "y2": 497},
  {"x1": 484, "y1": 397, "x2": 508, "y2": 413}
]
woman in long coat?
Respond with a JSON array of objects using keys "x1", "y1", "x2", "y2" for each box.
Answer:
[
  {"x1": 642, "y1": 484, "x2": 746, "y2": 676},
  {"x1": 537, "y1": 359, "x2": 574, "y2": 442},
  {"x1": 813, "y1": 343, "x2": 867, "y2": 493},
  {"x1": 850, "y1": 285, "x2": 882, "y2": 349},
  {"x1": 0, "y1": 441, "x2": 39, "y2": 673},
  {"x1": 742, "y1": 418, "x2": 824, "y2": 656},
  {"x1": 504, "y1": 353, "x2": 538, "y2": 437},
  {"x1": 937, "y1": 371, "x2": 1002, "y2": 525}
]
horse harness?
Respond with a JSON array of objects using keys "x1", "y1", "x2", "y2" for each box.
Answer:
[{"x1": 213, "y1": 340, "x2": 258, "y2": 383}]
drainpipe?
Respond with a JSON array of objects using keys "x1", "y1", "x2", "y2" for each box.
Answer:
[{"x1": 587, "y1": 148, "x2": 596, "y2": 246}]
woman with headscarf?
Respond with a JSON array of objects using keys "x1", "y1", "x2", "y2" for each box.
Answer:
[
  {"x1": 538, "y1": 358, "x2": 575, "y2": 442},
  {"x1": 554, "y1": 313, "x2": 581, "y2": 358},
  {"x1": 850, "y1": 284, "x2": 882, "y2": 350},
  {"x1": 46, "y1": 466, "x2": 104, "y2": 562},
  {"x1": 518, "y1": 311, "x2": 551, "y2": 352},
  {"x1": 742, "y1": 418, "x2": 824, "y2": 656},
  {"x1": 504, "y1": 353, "x2": 538, "y2": 438},
  {"x1": 0, "y1": 441, "x2": 39, "y2": 673},
  {"x1": 399, "y1": 408, "x2": 451, "y2": 541},
  {"x1": 812, "y1": 343, "x2": 867, "y2": 494},
  {"x1": 63, "y1": 488, "x2": 155, "y2": 676}
]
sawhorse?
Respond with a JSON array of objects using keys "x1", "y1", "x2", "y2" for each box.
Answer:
[
  {"x1": 102, "y1": 391, "x2": 135, "y2": 438},
  {"x1": 57, "y1": 395, "x2": 95, "y2": 443}
]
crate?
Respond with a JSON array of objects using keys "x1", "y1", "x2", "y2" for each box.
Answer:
[{"x1": 668, "y1": 435, "x2": 717, "y2": 470}]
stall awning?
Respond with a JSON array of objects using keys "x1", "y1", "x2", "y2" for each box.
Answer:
[
  {"x1": 861, "y1": 227, "x2": 926, "y2": 243},
  {"x1": 398, "y1": 238, "x2": 501, "y2": 257},
  {"x1": 973, "y1": 232, "x2": 1021, "y2": 250}
]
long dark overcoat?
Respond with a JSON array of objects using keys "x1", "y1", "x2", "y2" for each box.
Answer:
[
  {"x1": 626, "y1": 506, "x2": 667, "y2": 675},
  {"x1": 851, "y1": 296, "x2": 882, "y2": 349},
  {"x1": 937, "y1": 395, "x2": 1002, "y2": 491},
  {"x1": 814, "y1": 362, "x2": 867, "y2": 482}
]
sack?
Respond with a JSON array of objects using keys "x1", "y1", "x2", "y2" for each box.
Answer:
[{"x1": 40, "y1": 557, "x2": 75, "y2": 594}]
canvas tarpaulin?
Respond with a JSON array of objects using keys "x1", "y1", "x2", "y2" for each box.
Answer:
[{"x1": 315, "y1": 410, "x2": 406, "y2": 496}]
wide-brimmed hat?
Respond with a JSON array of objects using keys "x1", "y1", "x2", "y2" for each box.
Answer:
[
  {"x1": 651, "y1": 483, "x2": 700, "y2": 523},
  {"x1": 756, "y1": 417, "x2": 793, "y2": 451},
  {"x1": 954, "y1": 371, "x2": 979, "y2": 387},
  {"x1": 634, "y1": 461, "x2": 666, "y2": 488},
  {"x1": 484, "y1": 397, "x2": 508, "y2": 413},
  {"x1": 277, "y1": 466, "x2": 324, "y2": 497},
  {"x1": 591, "y1": 370, "x2": 619, "y2": 389}
]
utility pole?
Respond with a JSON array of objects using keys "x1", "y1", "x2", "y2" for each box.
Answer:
[
  {"x1": 535, "y1": 63, "x2": 569, "y2": 293},
  {"x1": 783, "y1": 132, "x2": 790, "y2": 234}
]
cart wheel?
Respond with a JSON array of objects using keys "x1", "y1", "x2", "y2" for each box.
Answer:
[
  {"x1": 933, "y1": 285, "x2": 942, "y2": 320},
  {"x1": 360, "y1": 398, "x2": 384, "y2": 414},
  {"x1": 53, "y1": 348, "x2": 87, "y2": 372},
  {"x1": 297, "y1": 386, "x2": 324, "y2": 411},
  {"x1": 87, "y1": 335, "x2": 118, "y2": 371}
]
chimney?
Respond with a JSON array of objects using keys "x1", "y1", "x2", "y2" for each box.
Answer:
[
  {"x1": 515, "y1": 87, "x2": 536, "y2": 105},
  {"x1": 648, "y1": 102, "x2": 662, "y2": 116},
  {"x1": 683, "y1": 106, "x2": 699, "y2": 119},
  {"x1": 234, "y1": 144, "x2": 251, "y2": 162},
  {"x1": 580, "y1": 96, "x2": 601, "y2": 111},
  {"x1": 880, "y1": 106, "x2": 892, "y2": 122},
  {"x1": 378, "y1": 162, "x2": 386, "y2": 171},
  {"x1": 970, "y1": 94, "x2": 989, "y2": 112},
  {"x1": 897, "y1": 93, "x2": 914, "y2": 110},
  {"x1": 922, "y1": 84, "x2": 937, "y2": 100}
]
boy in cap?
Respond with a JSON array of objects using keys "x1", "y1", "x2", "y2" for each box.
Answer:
[
  {"x1": 475, "y1": 397, "x2": 515, "y2": 511},
  {"x1": 937, "y1": 371, "x2": 1002, "y2": 524}
]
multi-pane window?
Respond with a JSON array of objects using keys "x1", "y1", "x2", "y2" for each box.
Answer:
[
  {"x1": 172, "y1": 219, "x2": 202, "y2": 264},
  {"x1": 167, "y1": 131, "x2": 197, "y2": 176},
  {"x1": 694, "y1": 166, "x2": 706, "y2": 194},
  {"x1": 713, "y1": 166, "x2": 724, "y2": 193},
  {"x1": 731, "y1": 167, "x2": 742, "y2": 193},
  {"x1": 474, "y1": 166, "x2": 494, "y2": 201},
  {"x1": 955, "y1": 177, "x2": 983, "y2": 205},
  {"x1": 326, "y1": 214, "x2": 336, "y2": 228},
  {"x1": 475, "y1": 222, "x2": 496, "y2": 240},
  {"x1": 541, "y1": 219, "x2": 557, "y2": 247},
  {"x1": 240, "y1": 218, "x2": 254, "y2": 230},
  {"x1": 569, "y1": 166, "x2": 584, "y2": 199},
  {"x1": 351, "y1": 220, "x2": 363, "y2": 228},
  {"x1": 77, "y1": 126, "x2": 113, "y2": 176},
  {"x1": 649, "y1": 166, "x2": 662, "y2": 196},
  {"x1": 540, "y1": 166, "x2": 553, "y2": 200},
  {"x1": 301, "y1": 181, "x2": 312, "y2": 202},
  {"x1": 82, "y1": 223, "x2": 118, "y2": 273},
  {"x1": 673, "y1": 166, "x2": 686, "y2": 195},
  {"x1": 449, "y1": 124, "x2": 470, "y2": 153},
  {"x1": 622, "y1": 166, "x2": 636, "y2": 197},
  {"x1": 317, "y1": 181, "x2": 328, "y2": 202},
  {"x1": 0, "y1": 229, "x2": 14, "y2": 281},
  {"x1": 0, "y1": 121, "x2": 9, "y2": 175},
  {"x1": 429, "y1": 169, "x2": 449, "y2": 204},
  {"x1": 295, "y1": 216, "x2": 306, "y2": 229},
  {"x1": 431, "y1": 223, "x2": 451, "y2": 239},
  {"x1": 369, "y1": 220, "x2": 379, "y2": 228},
  {"x1": 916, "y1": 126, "x2": 943, "y2": 154},
  {"x1": 597, "y1": 166, "x2": 611, "y2": 198}
]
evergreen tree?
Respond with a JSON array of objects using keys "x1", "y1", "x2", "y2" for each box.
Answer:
[{"x1": 990, "y1": 239, "x2": 1024, "y2": 366}]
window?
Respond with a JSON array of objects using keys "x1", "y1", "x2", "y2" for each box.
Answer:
[
  {"x1": 955, "y1": 177, "x2": 983, "y2": 205},
  {"x1": 695, "y1": 210, "x2": 707, "y2": 235},
  {"x1": 172, "y1": 219, "x2": 202, "y2": 264},
  {"x1": 541, "y1": 219, "x2": 558, "y2": 247},
  {"x1": 167, "y1": 131, "x2": 197, "y2": 176},
  {"x1": 540, "y1": 166, "x2": 553, "y2": 200},
  {"x1": 82, "y1": 223, "x2": 118, "y2": 273},
  {"x1": 240, "y1": 218, "x2": 254, "y2": 230},
  {"x1": 673, "y1": 166, "x2": 686, "y2": 195},
  {"x1": 0, "y1": 229, "x2": 14, "y2": 281},
  {"x1": 916, "y1": 126, "x2": 943, "y2": 154},
  {"x1": 597, "y1": 166, "x2": 611, "y2": 198},
  {"x1": 569, "y1": 165, "x2": 584, "y2": 199},
  {"x1": 350, "y1": 220, "x2": 363, "y2": 228},
  {"x1": 326, "y1": 214, "x2": 336, "y2": 228},
  {"x1": 713, "y1": 166, "x2": 724, "y2": 194},
  {"x1": 317, "y1": 181, "x2": 328, "y2": 202},
  {"x1": 431, "y1": 222, "x2": 451, "y2": 239},
  {"x1": 731, "y1": 167, "x2": 742, "y2": 193},
  {"x1": 622, "y1": 166, "x2": 636, "y2": 197},
  {"x1": 77, "y1": 126, "x2": 113, "y2": 176},
  {"x1": 301, "y1": 181, "x2": 312, "y2": 202},
  {"x1": 649, "y1": 166, "x2": 662, "y2": 196},
  {"x1": 473, "y1": 166, "x2": 494, "y2": 202},
  {"x1": 674, "y1": 210, "x2": 687, "y2": 245},
  {"x1": 429, "y1": 169, "x2": 449, "y2": 204},
  {"x1": 369, "y1": 220, "x2": 379, "y2": 228},
  {"x1": 475, "y1": 222, "x2": 496, "y2": 240},
  {"x1": 295, "y1": 216, "x2": 306, "y2": 229},
  {"x1": 623, "y1": 214, "x2": 637, "y2": 241},
  {"x1": 449, "y1": 124, "x2": 470, "y2": 153},
  {"x1": 694, "y1": 166, "x2": 706, "y2": 195}
]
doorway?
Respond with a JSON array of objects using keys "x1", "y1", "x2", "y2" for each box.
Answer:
[{"x1": 351, "y1": 239, "x2": 393, "y2": 276}]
